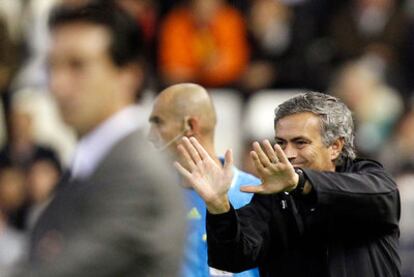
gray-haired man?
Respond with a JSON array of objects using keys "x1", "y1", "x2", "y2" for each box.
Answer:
[{"x1": 175, "y1": 92, "x2": 400, "y2": 277}]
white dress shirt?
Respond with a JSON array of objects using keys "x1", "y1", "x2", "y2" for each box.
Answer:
[{"x1": 71, "y1": 105, "x2": 144, "y2": 180}]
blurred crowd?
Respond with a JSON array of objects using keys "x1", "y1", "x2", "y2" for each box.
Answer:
[{"x1": 0, "y1": 0, "x2": 414, "y2": 276}]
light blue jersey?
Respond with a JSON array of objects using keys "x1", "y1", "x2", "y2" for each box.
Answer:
[{"x1": 181, "y1": 161, "x2": 261, "y2": 277}]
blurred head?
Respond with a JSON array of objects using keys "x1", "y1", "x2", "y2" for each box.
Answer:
[
  {"x1": 190, "y1": 0, "x2": 223, "y2": 24},
  {"x1": 116, "y1": 0, "x2": 155, "y2": 15},
  {"x1": 356, "y1": 0, "x2": 394, "y2": 11},
  {"x1": 148, "y1": 83, "x2": 216, "y2": 155},
  {"x1": 330, "y1": 61, "x2": 380, "y2": 110},
  {"x1": 249, "y1": 0, "x2": 291, "y2": 32},
  {"x1": 26, "y1": 150, "x2": 62, "y2": 204},
  {"x1": 274, "y1": 92, "x2": 355, "y2": 170},
  {"x1": 47, "y1": 2, "x2": 144, "y2": 136},
  {"x1": 59, "y1": 0, "x2": 93, "y2": 7},
  {"x1": 0, "y1": 164, "x2": 26, "y2": 215}
]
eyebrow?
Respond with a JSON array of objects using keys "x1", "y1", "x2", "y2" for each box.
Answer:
[{"x1": 274, "y1": 136, "x2": 310, "y2": 142}]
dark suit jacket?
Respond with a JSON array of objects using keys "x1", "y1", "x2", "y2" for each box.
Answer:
[
  {"x1": 206, "y1": 158, "x2": 400, "y2": 277},
  {"x1": 16, "y1": 129, "x2": 185, "y2": 277}
]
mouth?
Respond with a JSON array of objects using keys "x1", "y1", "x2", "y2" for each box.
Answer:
[{"x1": 291, "y1": 162, "x2": 305, "y2": 168}]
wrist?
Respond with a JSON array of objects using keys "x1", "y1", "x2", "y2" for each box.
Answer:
[
  {"x1": 207, "y1": 195, "x2": 231, "y2": 214},
  {"x1": 286, "y1": 172, "x2": 299, "y2": 192},
  {"x1": 291, "y1": 168, "x2": 307, "y2": 196}
]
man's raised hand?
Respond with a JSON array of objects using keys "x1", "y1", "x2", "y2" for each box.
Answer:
[
  {"x1": 174, "y1": 137, "x2": 233, "y2": 214},
  {"x1": 241, "y1": 140, "x2": 298, "y2": 194}
]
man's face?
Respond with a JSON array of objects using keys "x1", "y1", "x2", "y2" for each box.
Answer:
[
  {"x1": 274, "y1": 112, "x2": 337, "y2": 171},
  {"x1": 148, "y1": 98, "x2": 184, "y2": 153},
  {"x1": 48, "y1": 22, "x2": 121, "y2": 136}
]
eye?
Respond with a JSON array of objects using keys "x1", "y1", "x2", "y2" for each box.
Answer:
[
  {"x1": 275, "y1": 140, "x2": 286, "y2": 149},
  {"x1": 295, "y1": 140, "x2": 308, "y2": 149},
  {"x1": 149, "y1": 117, "x2": 162, "y2": 126},
  {"x1": 69, "y1": 59, "x2": 86, "y2": 71}
]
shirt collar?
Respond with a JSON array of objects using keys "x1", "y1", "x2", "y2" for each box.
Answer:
[{"x1": 71, "y1": 105, "x2": 144, "y2": 180}]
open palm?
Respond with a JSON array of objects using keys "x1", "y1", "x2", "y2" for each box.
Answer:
[
  {"x1": 241, "y1": 140, "x2": 298, "y2": 194},
  {"x1": 174, "y1": 137, "x2": 233, "y2": 213}
]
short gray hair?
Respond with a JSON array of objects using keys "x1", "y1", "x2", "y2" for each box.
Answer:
[{"x1": 274, "y1": 91, "x2": 356, "y2": 165}]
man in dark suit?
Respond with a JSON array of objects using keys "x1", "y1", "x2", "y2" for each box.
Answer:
[
  {"x1": 175, "y1": 92, "x2": 400, "y2": 276},
  {"x1": 13, "y1": 2, "x2": 185, "y2": 276}
]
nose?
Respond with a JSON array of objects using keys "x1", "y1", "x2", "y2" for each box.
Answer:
[{"x1": 283, "y1": 143, "x2": 297, "y2": 163}]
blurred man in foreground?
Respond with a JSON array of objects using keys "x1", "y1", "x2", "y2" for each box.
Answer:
[
  {"x1": 148, "y1": 83, "x2": 260, "y2": 276},
  {"x1": 176, "y1": 92, "x2": 400, "y2": 276},
  {"x1": 13, "y1": 2, "x2": 185, "y2": 276}
]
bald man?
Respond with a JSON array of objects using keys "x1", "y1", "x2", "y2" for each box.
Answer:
[{"x1": 148, "y1": 83, "x2": 260, "y2": 277}]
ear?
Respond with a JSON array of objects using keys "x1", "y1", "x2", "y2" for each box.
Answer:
[
  {"x1": 183, "y1": 117, "x2": 191, "y2": 132},
  {"x1": 329, "y1": 137, "x2": 345, "y2": 162},
  {"x1": 184, "y1": 117, "x2": 198, "y2": 136}
]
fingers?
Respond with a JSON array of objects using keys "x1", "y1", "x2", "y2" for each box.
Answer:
[
  {"x1": 263, "y1": 139, "x2": 279, "y2": 164},
  {"x1": 174, "y1": 161, "x2": 204, "y2": 193},
  {"x1": 181, "y1": 137, "x2": 202, "y2": 164},
  {"x1": 174, "y1": 161, "x2": 193, "y2": 182},
  {"x1": 223, "y1": 149, "x2": 233, "y2": 172},
  {"x1": 177, "y1": 144, "x2": 196, "y2": 170},
  {"x1": 252, "y1": 141, "x2": 272, "y2": 168},
  {"x1": 240, "y1": 184, "x2": 265, "y2": 194},
  {"x1": 251, "y1": 140, "x2": 280, "y2": 170},
  {"x1": 189, "y1": 137, "x2": 210, "y2": 161},
  {"x1": 250, "y1": 150, "x2": 265, "y2": 174},
  {"x1": 273, "y1": 143, "x2": 289, "y2": 164}
]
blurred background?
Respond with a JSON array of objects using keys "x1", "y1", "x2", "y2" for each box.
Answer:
[{"x1": 0, "y1": 0, "x2": 413, "y2": 276}]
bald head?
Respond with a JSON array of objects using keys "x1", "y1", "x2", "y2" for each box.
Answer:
[
  {"x1": 148, "y1": 83, "x2": 217, "y2": 152},
  {"x1": 158, "y1": 83, "x2": 216, "y2": 134}
]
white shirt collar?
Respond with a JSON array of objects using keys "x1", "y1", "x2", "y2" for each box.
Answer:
[{"x1": 71, "y1": 105, "x2": 144, "y2": 179}]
